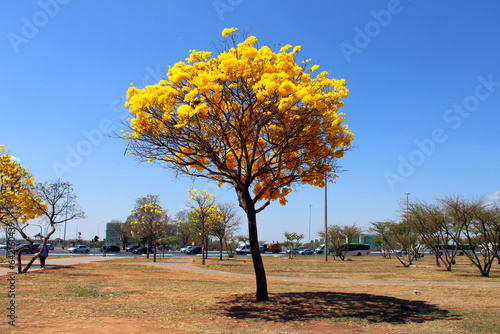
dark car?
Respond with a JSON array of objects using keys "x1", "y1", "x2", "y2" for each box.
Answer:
[
  {"x1": 186, "y1": 246, "x2": 202, "y2": 254},
  {"x1": 132, "y1": 246, "x2": 156, "y2": 254},
  {"x1": 126, "y1": 245, "x2": 141, "y2": 252},
  {"x1": 101, "y1": 245, "x2": 120, "y2": 253},
  {"x1": 13, "y1": 244, "x2": 37, "y2": 254}
]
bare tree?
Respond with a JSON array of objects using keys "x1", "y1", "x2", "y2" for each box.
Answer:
[
  {"x1": 406, "y1": 201, "x2": 456, "y2": 270},
  {"x1": 441, "y1": 196, "x2": 500, "y2": 277},
  {"x1": 210, "y1": 203, "x2": 242, "y2": 260},
  {"x1": 282, "y1": 232, "x2": 304, "y2": 259},
  {"x1": 17, "y1": 180, "x2": 85, "y2": 273}
]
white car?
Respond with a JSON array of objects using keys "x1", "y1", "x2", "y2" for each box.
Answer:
[
  {"x1": 180, "y1": 246, "x2": 193, "y2": 253},
  {"x1": 68, "y1": 245, "x2": 91, "y2": 253},
  {"x1": 298, "y1": 248, "x2": 314, "y2": 255}
]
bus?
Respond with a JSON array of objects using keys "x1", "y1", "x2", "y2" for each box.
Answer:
[{"x1": 340, "y1": 243, "x2": 371, "y2": 256}]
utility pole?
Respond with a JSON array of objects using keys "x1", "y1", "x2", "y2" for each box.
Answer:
[
  {"x1": 324, "y1": 173, "x2": 328, "y2": 262},
  {"x1": 308, "y1": 205, "x2": 312, "y2": 243},
  {"x1": 404, "y1": 193, "x2": 410, "y2": 223}
]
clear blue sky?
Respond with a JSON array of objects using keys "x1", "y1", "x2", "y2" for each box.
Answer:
[{"x1": 2, "y1": 0, "x2": 499, "y2": 243}]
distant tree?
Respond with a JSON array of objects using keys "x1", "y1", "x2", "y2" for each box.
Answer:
[
  {"x1": 108, "y1": 219, "x2": 130, "y2": 250},
  {"x1": 185, "y1": 189, "x2": 218, "y2": 264},
  {"x1": 317, "y1": 224, "x2": 345, "y2": 260},
  {"x1": 369, "y1": 221, "x2": 420, "y2": 268},
  {"x1": 235, "y1": 235, "x2": 249, "y2": 243},
  {"x1": 441, "y1": 196, "x2": 500, "y2": 277},
  {"x1": 130, "y1": 195, "x2": 169, "y2": 262},
  {"x1": 210, "y1": 202, "x2": 242, "y2": 260},
  {"x1": 158, "y1": 235, "x2": 178, "y2": 256},
  {"x1": 405, "y1": 201, "x2": 455, "y2": 270},
  {"x1": 283, "y1": 232, "x2": 304, "y2": 259},
  {"x1": 342, "y1": 224, "x2": 362, "y2": 245},
  {"x1": 18, "y1": 180, "x2": 84, "y2": 273},
  {"x1": 175, "y1": 209, "x2": 193, "y2": 247}
]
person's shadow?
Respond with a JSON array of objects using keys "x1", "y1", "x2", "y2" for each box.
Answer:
[{"x1": 217, "y1": 291, "x2": 460, "y2": 324}]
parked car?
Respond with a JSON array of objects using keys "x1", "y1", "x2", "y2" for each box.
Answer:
[
  {"x1": 132, "y1": 246, "x2": 156, "y2": 254},
  {"x1": 0, "y1": 244, "x2": 6, "y2": 249},
  {"x1": 314, "y1": 244, "x2": 325, "y2": 254},
  {"x1": 126, "y1": 245, "x2": 141, "y2": 252},
  {"x1": 33, "y1": 243, "x2": 54, "y2": 251},
  {"x1": 180, "y1": 246, "x2": 193, "y2": 253},
  {"x1": 101, "y1": 245, "x2": 120, "y2": 253},
  {"x1": 186, "y1": 246, "x2": 202, "y2": 254},
  {"x1": 235, "y1": 242, "x2": 251, "y2": 255},
  {"x1": 298, "y1": 248, "x2": 314, "y2": 255},
  {"x1": 68, "y1": 245, "x2": 91, "y2": 253},
  {"x1": 13, "y1": 244, "x2": 37, "y2": 254}
]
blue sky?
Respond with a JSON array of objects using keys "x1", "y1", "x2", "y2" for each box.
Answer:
[{"x1": 2, "y1": 0, "x2": 499, "y2": 243}]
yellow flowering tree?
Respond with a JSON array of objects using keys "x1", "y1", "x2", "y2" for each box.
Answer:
[
  {"x1": 0, "y1": 144, "x2": 42, "y2": 229},
  {"x1": 1, "y1": 145, "x2": 85, "y2": 272},
  {"x1": 185, "y1": 189, "x2": 219, "y2": 265},
  {"x1": 122, "y1": 28, "x2": 353, "y2": 301},
  {"x1": 130, "y1": 195, "x2": 168, "y2": 262}
]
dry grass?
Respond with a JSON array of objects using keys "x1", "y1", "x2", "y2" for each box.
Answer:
[
  {"x1": 1, "y1": 258, "x2": 499, "y2": 333},
  {"x1": 193, "y1": 255, "x2": 500, "y2": 282}
]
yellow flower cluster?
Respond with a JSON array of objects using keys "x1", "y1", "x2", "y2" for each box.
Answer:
[
  {"x1": 0, "y1": 144, "x2": 44, "y2": 225},
  {"x1": 123, "y1": 28, "x2": 353, "y2": 206}
]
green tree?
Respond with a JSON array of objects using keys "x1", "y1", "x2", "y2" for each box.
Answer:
[{"x1": 283, "y1": 232, "x2": 304, "y2": 259}]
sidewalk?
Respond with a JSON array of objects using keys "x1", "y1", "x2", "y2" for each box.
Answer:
[
  {"x1": 3, "y1": 256, "x2": 500, "y2": 288},
  {"x1": 0, "y1": 255, "x2": 118, "y2": 276}
]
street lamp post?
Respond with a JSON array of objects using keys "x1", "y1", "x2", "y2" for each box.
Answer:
[
  {"x1": 324, "y1": 173, "x2": 328, "y2": 262},
  {"x1": 308, "y1": 205, "x2": 312, "y2": 243},
  {"x1": 31, "y1": 224, "x2": 43, "y2": 240},
  {"x1": 404, "y1": 193, "x2": 410, "y2": 223},
  {"x1": 62, "y1": 185, "x2": 72, "y2": 250}
]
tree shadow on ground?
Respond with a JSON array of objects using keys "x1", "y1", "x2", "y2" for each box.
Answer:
[{"x1": 216, "y1": 291, "x2": 461, "y2": 324}]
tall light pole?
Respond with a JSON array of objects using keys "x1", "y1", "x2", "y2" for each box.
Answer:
[
  {"x1": 308, "y1": 205, "x2": 312, "y2": 243},
  {"x1": 324, "y1": 173, "x2": 328, "y2": 262},
  {"x1": 404, "y1": 193, "x2": 410, "y2": 223},
  {"x1": 31, "y1": 224, "x2": 43, "y2": 240},
  {"x1": 62, "y1": 185, "x2": 72, "y2": 249}
]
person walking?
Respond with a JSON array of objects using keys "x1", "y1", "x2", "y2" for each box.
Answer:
[
  {"x1": 102, "y1": 245, "x2": 107, "y2": 257},
  {"x1": 38, "y1": 243, "x2": 50, "y2": 268}
]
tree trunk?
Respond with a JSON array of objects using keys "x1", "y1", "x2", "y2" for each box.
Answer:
[
  {"x1": 236, "y1": 187, "x2": 269, "y2": 302},
  {"x1": 153, "y1": 239, "x2": 157, "y2": 263},
  {"x1": 219, "y1": 238, "x2": 223, "y2": 261}
]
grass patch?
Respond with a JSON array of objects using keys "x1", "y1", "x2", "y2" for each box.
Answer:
[
  {"x1": 193, "y1": 255, "x2": 500, "y2": 282},
  {"x1": 0, "y1": 258, "x2": 498, "y2": 333}
]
